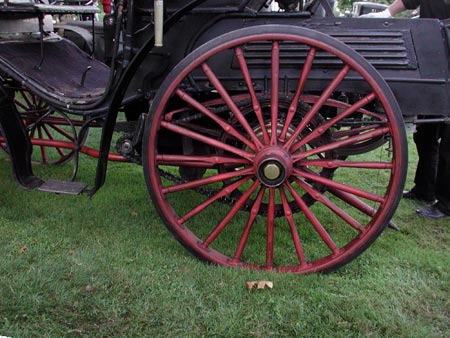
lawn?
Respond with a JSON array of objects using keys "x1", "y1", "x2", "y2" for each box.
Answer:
[{"x1": 0, "y1": 136, "x2": 449, "y2": 337}]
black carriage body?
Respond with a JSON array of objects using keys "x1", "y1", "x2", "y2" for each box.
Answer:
[
  {"x1": 204, "y1": 17, "x2": 450, "y2": 117},
  {"x1": 136, "y1": 7, "x2": 450, "y2": 117}
]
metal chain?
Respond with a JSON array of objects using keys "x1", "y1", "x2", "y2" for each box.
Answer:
[{"x1": 156, "y1": 97, "x2": 271, "y2": 213}]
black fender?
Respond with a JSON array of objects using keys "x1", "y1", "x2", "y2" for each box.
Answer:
[{"x1": 0, "y1": 85, "x2": 42, "y2": 189}]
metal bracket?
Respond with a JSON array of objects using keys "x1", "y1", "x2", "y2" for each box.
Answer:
[{"x1": 80, "y1": 65, "x2": 92, "y2": 87}]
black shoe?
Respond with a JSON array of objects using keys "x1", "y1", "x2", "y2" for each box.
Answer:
[
  {"x1": 416, "y1": 205, "x2": 449, "y2": 219},
  {"x1": 403, "y1": 190, "x2": 435, "y2": 203}
]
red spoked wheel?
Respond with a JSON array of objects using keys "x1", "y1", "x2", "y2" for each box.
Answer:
[
  {"x1": 143, "y1": 25, "x2": 407, "y2": 274},
  {"x1": 13, "y1": 89, "x2": 86, "y2": 165}
]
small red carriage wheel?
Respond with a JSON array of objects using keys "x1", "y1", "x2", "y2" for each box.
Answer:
[
  {"x1": 143, "y1": 25, "x2": 407, "y2": 273},
  {"x1": 13, "y1": 90, "x2": 87, "y2": 165}
]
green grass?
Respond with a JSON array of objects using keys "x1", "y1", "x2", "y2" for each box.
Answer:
[{"x1": 0, "y1": 135, "x2": 449, "y2": 337}]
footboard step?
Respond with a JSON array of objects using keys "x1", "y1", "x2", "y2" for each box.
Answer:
[{"x1": 37, "y1": 179, "x2": 87, "y2": 195}]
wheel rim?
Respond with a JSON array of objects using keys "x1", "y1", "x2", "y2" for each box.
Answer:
[{"x1": 144, "y1": 26, "x2": 407, "y2": 273}]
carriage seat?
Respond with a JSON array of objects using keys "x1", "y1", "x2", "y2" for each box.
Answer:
[{"x1": 0, "y1": 38, "x2": 109, "y2": 106}]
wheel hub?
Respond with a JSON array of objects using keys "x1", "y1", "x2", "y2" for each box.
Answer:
[
  {"x1": 263, "y1": 163, "x2": 281, "y2": 181},
  {"x1": 255, "y1": 146, "x2": 293, "y2": 187}
]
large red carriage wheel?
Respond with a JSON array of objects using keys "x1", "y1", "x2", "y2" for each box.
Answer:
[{"x1": 143, "y1": 25, "x2": 407, "y2": 273}]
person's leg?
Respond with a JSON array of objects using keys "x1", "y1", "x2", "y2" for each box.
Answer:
[
  {"x1": 435, "y1": 124, "x2": 450, "y2": 215},
  {"x1": 410, "y1": 123, "x2": 440, "y2": 200}
]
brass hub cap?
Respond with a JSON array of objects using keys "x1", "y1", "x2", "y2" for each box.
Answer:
[
  {"x1": 255, "y1": 146, "x2": 293, "y2": 187},
  {"x1": 263, "y1": 163, "x2": 281, "y2": 181}
]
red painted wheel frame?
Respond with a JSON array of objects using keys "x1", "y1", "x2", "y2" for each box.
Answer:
[{"x1": 143, "y1": 25, "x2": 407, "y2": 273}]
